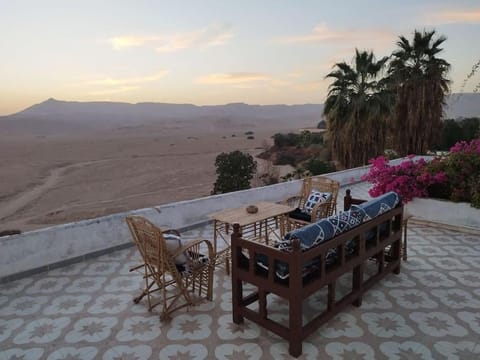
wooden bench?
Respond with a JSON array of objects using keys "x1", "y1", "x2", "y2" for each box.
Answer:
[
  {"x1": 344, "y1": 188, "x2": 409, "y2": 260},
  {"x1": 231, "y1": 192, "x2": 403, "y2": 357}
]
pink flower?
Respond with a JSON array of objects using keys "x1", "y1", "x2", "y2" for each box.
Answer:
[
  {"x1": 450, "y1": 138, "x2": 480, "y2": 155},
  {"x1": 362, "y1": 155, "x2": 447, "y2": 204}
]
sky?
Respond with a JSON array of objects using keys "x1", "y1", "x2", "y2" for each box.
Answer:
[{"x1": 1, "y1": 0, "x2": 480, "y2": 115}]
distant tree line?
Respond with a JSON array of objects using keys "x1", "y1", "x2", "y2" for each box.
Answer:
[
  {"x1": 435, "y1": 117, "x2": 480, "y2": 150},
  {"x1": 272, "y1": 131, "x2": 323, "y2": 148},
  {"x1": 271, "y1": 130, "x2": 335, "y2": 178}
]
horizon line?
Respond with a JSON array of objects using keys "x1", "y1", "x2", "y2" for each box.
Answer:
[{"x1": 2, "y1": 92, "x2": 478, "y2": 117}]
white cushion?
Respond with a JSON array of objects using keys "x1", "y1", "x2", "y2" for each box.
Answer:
[
  {"x1": 163, "y1": 233, "x2": 190, "y2": 265},
  {"x1": 303, "y1": 191, "x2": 332, "y2": 214},
  {"x1": 164, "y1": 233, "x2": 210, "y2": 276}
]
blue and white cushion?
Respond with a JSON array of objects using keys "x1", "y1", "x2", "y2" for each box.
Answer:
[
  {"x1": 257, "y1": 191, "x2": 401, "y2": 280},
  {"x1": 303, "y1": 190, "x2": 332, "y2": 214},
  {"x1": 278, "y1": 208, "x2": 365, "y2": 252},
  {"x1": 352, "y1": 191, "x2": 401, "y2": 222}
]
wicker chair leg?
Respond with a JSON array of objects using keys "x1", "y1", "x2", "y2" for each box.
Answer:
[
  {"x1": 208, "y1": 265, "x2": 214, "y2": 300},
  {"x1": 134, "y1": 280, "x2": 156, "y2": 304}
]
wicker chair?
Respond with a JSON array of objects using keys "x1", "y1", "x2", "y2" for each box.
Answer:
[
  {"x1": 284, "y1": 176, "x2": 340, "y2": 226},
  {"x1": 127, "y1": 223, "x2": 180, "y2": 305},
  {"x1": 126, "y1": 215, "x2": 214, "y2": 321}
]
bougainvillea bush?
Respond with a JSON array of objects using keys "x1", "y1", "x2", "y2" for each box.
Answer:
[
  {"x1": 361, "y1": 155, "x2": 447, "y2": 203},
  {"x1": 429, "y1": 138, "x2": 480, "y2": 208},
  {"x1": 361, "y1": 138, "x2": 480, "y2": 208}
]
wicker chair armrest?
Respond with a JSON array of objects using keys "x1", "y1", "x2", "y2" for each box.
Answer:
[
  {"x1": 310, "y1": 201, "x2": 332, "y2": 222},
  {"x1": 173, "y1": 238, "x2": 214, "y2": 259},
  {"x1": 283, "y1": 195, "x2": 302, "y2": 208},
  {"x1": 162, "y1": 228, "x2": 181, "y2": 236},
  {"x1": 282, "y1": 215, "x2": 309, "y2": 232}
]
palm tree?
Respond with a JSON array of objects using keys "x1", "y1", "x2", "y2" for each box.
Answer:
[
  {"x1": 324, "y1": 50, "x2": 391, "y2": 168},
  {"x1": 388, "y1": 30, "x2": 451, "y2": 156}
]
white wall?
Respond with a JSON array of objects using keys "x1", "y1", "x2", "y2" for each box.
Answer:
[
  {"x1": 0, "y1": 157, "x2": 430, "y2": 280},
  {"x1": 0, "y1": 180, "x2": 302, "y2": 279},
  {"x1": 406, "y1": 198, "x2": 480, "y2": 230}
]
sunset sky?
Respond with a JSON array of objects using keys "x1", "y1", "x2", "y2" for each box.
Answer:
[{"x1": 1, "y1": 0, "x2": 479, "y2": 115}]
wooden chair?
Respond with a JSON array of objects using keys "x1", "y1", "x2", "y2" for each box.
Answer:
[
  {"x1": 126, "y1": 215, "x2": 214, "y2": 321},
  {"x1": 284, "y1": 176, "x2": 340, "y2": 227}
]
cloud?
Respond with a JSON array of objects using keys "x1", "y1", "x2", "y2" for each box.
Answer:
[
  {"x1": 195, "y1": 72, "x2": 294, "y2": 90},
  {"x1": 278, "y1": 23, "x2": 395, "y2": 46},
  {"x1": 428, "y1": 9, "x2": 480, "y2": 24},
  {"x1": 83, "y1": 70, "x2": 169, "y2": 86},
  {"x1": 88, "y1": 86, "x2": 139, "y2": 95},
  {"x1": 109, "y1": 24, "x2": 233, "y2": 52},
  {"x1": 109, "y1": 36, "x2": 156, "y2": 50},
  {"x1": 78, "y1": 70, "x2": 168, "y2": 97},
  {"x1": 196, "y1": 72, "x2": 271, "y2": 85}
]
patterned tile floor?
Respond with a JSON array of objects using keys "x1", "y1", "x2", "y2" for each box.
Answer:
[{"x1": 1, "y1": 184, "x2": 480, "y2": 359}]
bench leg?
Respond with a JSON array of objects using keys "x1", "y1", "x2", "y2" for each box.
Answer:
[
  {"x1": 393, "y1": 238, "x2": 401, "y2": 275},
  {"x1": 289, "y1": 341, "x2": 302, "y2": 358},
  {"x1": 232, "y1": 279, "x2": 244, "y2": 324},
  {"x1": 402, "y1": 218, "x2": 409, "y2": 261},
  {"x1": 352, "y1": 264, "x2": 363, "y2": 307},
  {"x1": 393, "y1": 265, "x2": 401, "y2": 275},
  {"x1": 289, "y1": 298, "x2": 303, "y2": 357}
]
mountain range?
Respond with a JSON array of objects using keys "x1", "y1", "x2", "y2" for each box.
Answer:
[
  {"x1": 14, "y1": 98, "x2": 324, "y2": 120},
  {"x1": 1, "y1": 93, "x2": 479, "y2": 135}
]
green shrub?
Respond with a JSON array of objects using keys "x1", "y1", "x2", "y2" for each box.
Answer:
[
  {"x1": 300, "y1": 131, "x2": 323, "y2": 146},
  {"x1": 272, "y1": 133, "x2": 301, "y2": 147},
  {"x1": 212, "y1": 151, "x2": 257, "y2": 194},
  {"x1": 274, "y1": 151, "x2": 296, "y2": 166},
  {"x1": 304, "y1": 158, "x2": 336, "y2": 175},
  {"x1": 471, "y1": 175, "x2": 480, "y2": 208}
]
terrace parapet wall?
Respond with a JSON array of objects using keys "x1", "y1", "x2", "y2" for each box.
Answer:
[{"x1": 0, "y1": 156, "x2": 431, "y2": 283}]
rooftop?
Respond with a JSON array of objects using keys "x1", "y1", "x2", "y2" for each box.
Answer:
[{"x1": 1, "y1": 182, "x2": 480, "y2": 359}]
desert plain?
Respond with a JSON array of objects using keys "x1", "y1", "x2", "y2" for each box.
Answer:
[{"x1": 0, "y1": 116, "x2": 305, "y2": 233}]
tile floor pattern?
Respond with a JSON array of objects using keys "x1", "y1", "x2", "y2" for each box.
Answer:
[{"x1": 1, "y1": 185, "x2": 480, "y2": 359}]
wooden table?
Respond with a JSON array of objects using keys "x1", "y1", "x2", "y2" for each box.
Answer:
[{"x1": 209, "y1": 201, "x2": 293, "y2": 274}]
